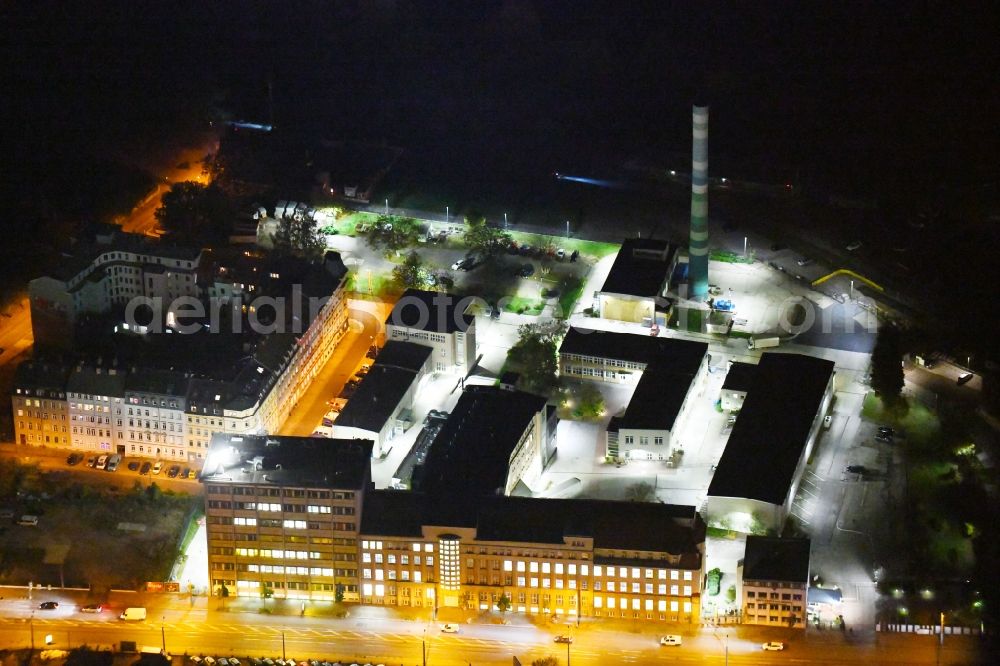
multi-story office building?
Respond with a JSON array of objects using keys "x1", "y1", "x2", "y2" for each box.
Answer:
[
  {"x1": 384, "y1": 289, "x2": 477, "y2": 373},
  {"x1": 738, "y1": 536, "x2": 810, "y2": 628},
  {"x1": 66, "y1": 363, "x2": 126, "y2": 455},
  {"x1": 558, "y1": 328, "x2": 709, "y2": 461},
  {"x1": 12, "y1": 360, "x2": 70, "y2": 447},
  {"x1": 359, "y1": 492, "x2": 706, "y2": 623},
  {"x1": 202, "y1": 434, "x2": 373, "y2": 602}
]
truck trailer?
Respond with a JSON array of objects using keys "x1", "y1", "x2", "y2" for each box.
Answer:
[{"x1": 747, "y1": 336, "x2": 780, "y2": 350}]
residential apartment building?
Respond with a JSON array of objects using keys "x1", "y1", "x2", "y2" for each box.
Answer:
[
  {"x1": 385, "y1": 289, "x2": 477, "y2": 373},
  {"x1": 12, "y1": 360, "x2": 70, "y2": 447},
  {"x1": 738, "y1": 536, "x2": 810, "y2": 628},
  {"x1": 558, "y1": 328, "x2": 709, "y2": 461},
  {"x1": 202, "y1": 434, "x2": 373, "y2": 602},
  {"x1": 29, "y1": 226, "x2": 203, "y2": 349},
  {"x1": 66, "y1": 364, "x2": 126, "y2": 455},
  {"x1": 123, "y1": 370, "x2": 189, "y2": 461}
]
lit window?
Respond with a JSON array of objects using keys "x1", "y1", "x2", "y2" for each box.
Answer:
[
  {"x1": 424, "y1": 544, "x2": 433, "y2": 552},
  {"x1": 414, "y1": 571, "x2": 422, "y2": 583},
  {"x1": 362, "y1": 584, "x2": 373, "y2": 596},
  {"x1": 671, "y1": 585, "x2": 679, "y2": 595},
  {"x1": 670, "y1": 601, "x2": 679, "y2": 612},
  {"x1": 658, "y1": 600, "x2": 666, "y2": 612},
  {"x1": 671, "y1": 570, "x2": 680, "y2": 580},
  {"x1": 619, "y1": 567, "x2": 627, "y2": 578},
  {"x1": 608, "y1": 598, "x2": 616, "y2": 609},
  {"x1": 594, "y1": 597, "x2": 603, "y2": 609},
  {"x1": 683, "y1": 571, "x2": 693, "y2": 581},
  {"x1": 542, "y1": 562, "x2": 550, "y2": 574},
  {"x1": 517, "y1": 561, "x2": 526, "y2": 572},
  {"x1": 413, "y1": 544, "x2": 421, "y2": 552},
  {"x1": 683, "y1": 601, "x2": 692, "y2": 613},
  {"x1": 504, "y1": 560, "x2": 513, "y2": 572},
  {"x1": 529, "y1": 562, "x2": 539, "y2": 573},
  {"x1": 683, "y1": 586, "x2": 692, "y2": 596},
  {"x1": 645, "y1": 599, "x2": 653, "y2": 611},
  {"x1": 374, "y1": 584, "x2": 384, "y2": 596},
  {"x1": 593, "y1": 566, "x2": 602, "y2": 577},
  {"x1": 631, "y1": 568, "x2": 640, "y2": 579},
  {"x1": 658, "y1": 570, "x2": 667, "y2": 580}
]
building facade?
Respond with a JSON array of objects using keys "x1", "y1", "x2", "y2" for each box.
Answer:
[
  {"x1": 66, "y1": 364, "x2": 126, "y2": 455},
  {"x1": 123, "y1": 370, "x2": 190, "y2": 462},
  {"x1": 737, "y1": 536, "x2": 810, "y2": 629},
  {"x1": 12, "y1": 360, "x2": 70, "y2": 448},
  {"x1": 385, "y1": 289, "x2": 477, "y2": 374},
  {"x1": 202, "y1": 434, "x2": 373, "y2": 602}
]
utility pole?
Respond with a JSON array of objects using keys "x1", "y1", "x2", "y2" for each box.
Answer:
[
  {"x1": 282, "y1": 631, "x2": 286, "y2": 661},
  {"x1": 446, "y1": 206, "x2": 449, "y2": 224},
  {"x1": 566, "y1": 639, "x2": 571, "y2": 666},
  {"x1": 29, "y1": 612, "x2": 34, "y2": 651},
  {"x1": 161, "y1": 616, "x2": 166, "y2": 653}
]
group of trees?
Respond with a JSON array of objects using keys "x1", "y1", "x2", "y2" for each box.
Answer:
[
  {"x1": 506, "y1": 320, "x2": 567, "y2": 396},
  {"x1": 366, "y1": 214, "x2": 422, "y2": 252},
  {"x1": 871, "y1": 322, "x2": 905, "y2": 410},
  {"x1": 463, "y1": 210, "x2": 511, "y2": 258},
  {"x1": 392, "y1": 251, "x2": 425, "y2": 289},
  {"x1": 271, "y1": 216, "x2": 326, "y2": 259},
  {"x1": 155, "y1": 181, "x2": 234, "y2": 245}
]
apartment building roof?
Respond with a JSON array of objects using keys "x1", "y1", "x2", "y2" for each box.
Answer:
[
  {"x1": 374, "y1": 340, "x2": 433, "y2": 373},
  {"x1": 742, "y1": 536, "x2": 811, "y2": 583},
  {"x1": 386, "y1": 289, "x2": 474, "y2": 334},
  {"x1": 203, "y1": 433, "x2": 373, "y2": 489},
  {"x1": 708, "y1": 353, "x2": 835, "y2": 505},
  {"x1": 124, "y1": 369, "x2": 189, "y2": 398},
  {"x1": 13, "y1": 359, "x2": 71, "y2": 396},
  {"x1": 722, "y1": 361, "x2": 758, "y2": 393},
  {"x1": 360, "y1": 490, "x2": 428, "y2": 537},
  {"x1": 599, "y1": 238, "x2": 676, "y2": 298},
  {"x1": 334, "y1": 364, "x2": 420, "y2": 433},
  {"x1": 416, "y1": 386, "x2": 548, "y2": 524},
  {"x1": 65, "y1": 365, "x2": 126, "y2": 397}
]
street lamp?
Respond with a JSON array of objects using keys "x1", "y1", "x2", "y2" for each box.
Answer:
[
  {"x1": 566, "y1": 220, "x2": 570, "y2": 237},
  {"x1": 385, "y1": 198, "x2": 389, "y2": 215},
  {"x1": 446, "y1": 206, "x2": 449, "y2": 224},
  {"x1": 161, "y1": 615, "x2": 166, "y2": 653},
  {"x1": 743, "y1": 236, "x2": 748, "y2": 257},
  {"x1": 504, "y1": 212, "x2": 508, "y2": 229},
  {"x1": 29, "y1": 611, "x2": 34, "y2": 651}
]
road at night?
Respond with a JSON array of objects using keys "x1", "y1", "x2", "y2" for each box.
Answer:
[{"x1": 0, "y1": 605, "x2": 980, "y2": 666}]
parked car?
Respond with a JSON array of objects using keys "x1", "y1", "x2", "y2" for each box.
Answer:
[
  {"x1": 519, "y1": 263, "x2": 535, "y2": 278},
  {"x1": 518, "y1": 244, "x2": 533, "y2": 256},
  {"x1": 762, "y1": 641, "x2": 786, "y2": 651},
  {"x1": 846, "y1": 241, "x2": 862, "y2": 251},
  {"x1": 555, "y1": 248, "x2": 566, "y2": 260},
  {"x1": 39, "y1": 602, "x2": 59, "y2": 610},
  {"x1": 877, "y1": 426, "x2": 895, "y2": 437},
  {"x1": 440, "y1": 623, "x2": 459, "y2": 633},
  {"x1": 554, "y1": 635, "x2": 573, "y2": 644},
  {"x1": 845, "y1": 465, "x2": 866, "y2": 475},
  {"x1": 140, "y1": 462, "x2": 152, "y2": 475},
  {"x1": 823, "y1": 415, "x2": 832, "y2": 429},
  {"x1": 0, "y1": 508, "x2": 14, "y2": 520},
  {"x1": 80, "y1": 604, "x2": 104, "y2": 613},
  {"x1": 167, "y1": 465, "x2": 181, "y2": 478},
  {"x1": 127, "y1": 461, "x2": 140, "y2": 472},
  {"x1": 66, "y1": 453, "x2": 83, "y2": 466},
  {"x1": 188, "y1": 469, "x2": 198, "y2": 479},
  {"x1": 660, "y1": 635, "x2": 682, "y2": 646},
  {"x1": 152, "y1": 461, "x2": 163, "y2": 475},
  {"x1": 450, "y1": 258, "x2": 467, "y2": 270},
  {"x1": 86, "y1": 456, "x2": 97, "y2": 468}
]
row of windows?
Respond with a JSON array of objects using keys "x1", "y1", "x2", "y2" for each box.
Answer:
[
  {"x1": 622, "y1": 434, "x2": 666, "y2": 445},
  {"x1": 362, "y1": 541, "x2": 432, "y2": 552},
  {"x1": 594, "y1": 597, "x2": 692, "y2": 613},
  {"x1": 207, "y1": 501, "x2": 352, "y2": 514},
  {"x1": 746, "y1": 591, "x2": 803, "y2": 600},
  {"x1": 560, "y1": 354, "x2": 645, "y2": 370},
  {"x1": 209, "y1": 487, "x2": 354, "y2": 500}
]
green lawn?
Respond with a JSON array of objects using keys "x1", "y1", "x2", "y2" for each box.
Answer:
[
  {"x1": 502, "y1": 296, "x2": 545, "y2": 315},
  {"x1": 508, "y1": 230, "x2": 619, "y2": 260},
  {"x1": 345, "y1": 271, "x2": 397, "y2": 298},
  {"x1": 556, "y1": 277, "x2": 586, "y2": 318},
  {"x1": 862, "y1": 393, "x2": 941, "y2": 446},
  {"x1": 710, "y1": 250, "x2": 753, "y2": 264}
]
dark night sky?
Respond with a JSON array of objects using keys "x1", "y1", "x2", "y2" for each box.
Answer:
[{"x1": 1, "y1": 1, "x2": 998, "y2": 291}]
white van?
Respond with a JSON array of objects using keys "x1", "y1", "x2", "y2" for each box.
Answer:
[
  {"x1": 95, "y1": 455, "x2": 108, "y2": 470},
  {"x1": 660, "y1": 634, "x2": 683, "y2": 646},
  {"x1": 17, "y1": 515, "x2": 39, "y2": 526},
  {"x1": 120, "y1": 607, "x2": 147, "y2": 621}
]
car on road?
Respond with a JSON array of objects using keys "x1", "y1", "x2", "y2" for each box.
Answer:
[
  {"x1": 140, "y1": 462, "x2": 152, "y2": 475},
  {"x1": 846, "y1": 241, "x2": 862, "y2": 251},
  {"x1": 823, "y1": 414, "x2": 832, "y2": 429},
  {"x1": 127, "y1": 461, "x2": 140, "y2": 472},
  {"x1": 80, "y1": 604, "x2": 103, "y2": 613},
  {"x1": 762, "y1": 641, "x2": 786, "y2": 651},
  {"x1": 440, "y1": 623, "x2": 459, "y2": 633},
  {"x1": 957, "y1": 372, "x2": 974, "y2": 386},
  {"x1": 845, "y1": 465, "x2": 866, "y2": 475},
  {"x1": 167, "y1": 465, "x2": 181, "y2": 478},
  {"x1": 66, "y1": 453, "x2": 83, "y2": 466},
  {"x1": 660, "y1": 635, "x2": 682, "y2": 646},
  {"x1": 152, "y1": 462, "x2": 163, "y2": 475},
  {"x1": 450, "y1": 258, "x2": 467, "y2": 270},
  {"x1": 39, "y1": 602, "x2": 59, "y2": 610},
  {"x1": 796, "y1": 257, "x2": 813, "y2": 267},
  {"x1": 554, "y1": 635, "x2": 573, "y2": 644}
]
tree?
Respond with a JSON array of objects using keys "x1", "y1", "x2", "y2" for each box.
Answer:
[
  {"x1": 366, "y1": 215, "x2": 421, "y2": 252},
  {"x1": 531, "y1": 658, "x2": 560, "y2": 666},
  {"x1": 272, "y1": 216, "x2": 326, "y2": 259},
  {"x1": 506, "y1": 320, "x2": 568, "y2": 396},
  {"x1": 496, "y1": 592, "x2": 511, "y2": 613},
  {"x1": 335, "y1": 583, "x2": 345, "y2": 604},
  {"x1": 726, "y1": 584, "x2": 736, "y2": 603},
  {"x1": 392, "y1": 251, "x2": 425, "y2": 289},
  {"x1": 463, "y1": 211, "x2": 510, "y2": 257},
  {"x1": 624, "y1": 481, "x2": 656, "y2": 502},
  {"x1": 261, "y1": 585, "x2": 274, "y2": 599},
  {"x1": 871, "y1": 323, "x2": 905, "y2": 408},
  {"x1": 707, "y1": 568, "x2": 722, "y2": 596},
  {"x1": 155, "y1": 181, "x2": 234, "y2": 245},
  {"x1": 559, "y1": 381, "x2": 605, "y2": 420}
]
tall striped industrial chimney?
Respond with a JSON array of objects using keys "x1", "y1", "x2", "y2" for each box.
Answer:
[{"x1": 688, "y1": 105, "x2": 710, "y2": 301}]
